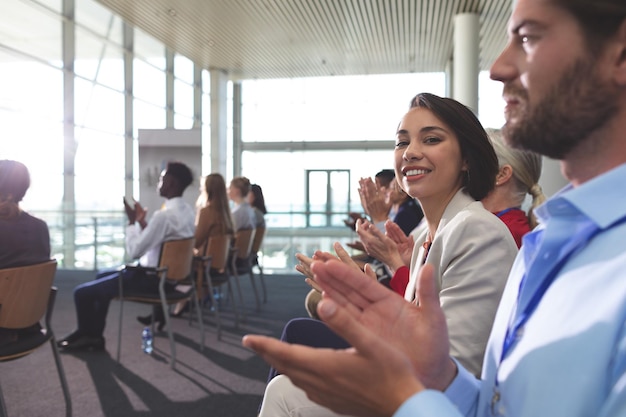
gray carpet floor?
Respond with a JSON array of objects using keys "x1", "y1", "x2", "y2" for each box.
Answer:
[{"x1": 0, "y1": 269, "x2": 310, "y2": 417}]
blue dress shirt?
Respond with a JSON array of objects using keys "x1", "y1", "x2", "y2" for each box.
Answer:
[{"x1": 395, "y1": 163, "x2": 626, "y2": 417}]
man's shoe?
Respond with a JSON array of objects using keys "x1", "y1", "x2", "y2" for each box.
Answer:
[
  {"x1": 136, "y1": 306, "x2": 166, "y2": 331},
  {"x1": 57, "y1": 332, "x2": 105, "y2": 352},
  {"x1": 56, "y1": 330, "x2": 82, "y2": 347},
  {"x1": 136, "y1": 314, "x2": 153, "y2": 326}
]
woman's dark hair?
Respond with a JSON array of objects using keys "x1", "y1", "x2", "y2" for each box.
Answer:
[
  {"x1": 409, "y1": 93, "x2": 498, "y2": 201},
  {"x1": 250, "y1": 184, "x2": 267, "y2": 214}
]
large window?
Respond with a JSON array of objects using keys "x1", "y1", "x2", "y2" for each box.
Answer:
[
  {"x1": 240, "y1": 73, "x2": 444, "y2": 231},
  {"x1": 0, "y1": 0, "x2": 510, "y2": 272},
  {"x1": 241, "y1": 73, "x2": 446, "y2": 143}
]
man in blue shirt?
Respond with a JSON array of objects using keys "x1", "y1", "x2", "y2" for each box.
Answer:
[{"x1": 242, "y1": 0, "x2": 626, "y2": 416}]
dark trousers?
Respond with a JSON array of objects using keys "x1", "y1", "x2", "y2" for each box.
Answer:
[
  {"x1": 73, "y1": 267, "x2": 172, "y2": 337},
  {"x1": 265, "y1": 317, "x2": 350, "y2": 383}
]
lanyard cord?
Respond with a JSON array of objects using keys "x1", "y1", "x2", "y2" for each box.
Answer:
[
  {"x1": 500, "y1": 214, "x2": 626, "y2": 364},
  {"x1": 495, "y1": 207, "x2": 519, "y2": 218}
]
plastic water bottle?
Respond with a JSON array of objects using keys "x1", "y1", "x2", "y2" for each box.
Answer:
[{"x1": 141, "y1": 327, "x2": 153, "y2": 354}]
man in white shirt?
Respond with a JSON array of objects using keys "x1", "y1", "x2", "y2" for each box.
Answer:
[
  {"x1": 58, "y1": 161, "x2": 195, "y2": 352},
  {"x1": 242, "y1": 1, "x2": 626, "y2": 416}
]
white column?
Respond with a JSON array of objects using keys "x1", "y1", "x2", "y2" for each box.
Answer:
[
  {"x1": 62, "y1": 0, "x2": 76, "y2": 268},
  {"x1": 210, "y1": 69, "x2": 228, "y2": 178},
  {"x1": 445, "y1": 57, "x2": 453, "y2": 98},
  {"x1": 210, "y1": 69, "x2": 228, "y2": 176},
  {"x1": 453, "y1": 13, "x2": 479, "y2": 113},
  {"x1": 232, "y1": 82, "x2": 242, "y2": 177}
]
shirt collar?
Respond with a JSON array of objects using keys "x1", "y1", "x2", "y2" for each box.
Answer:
[
  {"x1": 163, "y1": 196, "x2": 183, "y2": 210},
  {"x1": 535, "y1": 163, "x2": 626, "y2": 229}
]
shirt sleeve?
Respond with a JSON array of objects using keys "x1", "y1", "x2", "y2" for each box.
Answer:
[
  {"x1": 444, "y1": 358, "x2": 480, "y2": 415},
  {"x1": 393, "y1": 361, "x2": 479, "y2": 417},
  {"x1": 393, "y1": 390, "x2": 464, "y2": 417},
  {"x1": 126, "y1": 210, "x2": 168, "y2": 260},
  {"x1": 390, "y1": 266, "x2": 410, "y2": 295}
]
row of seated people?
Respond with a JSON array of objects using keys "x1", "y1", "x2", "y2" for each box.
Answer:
[
  {"x1": 58, "y1": 166, "x2": 268, "y2": 352},
  {"x1": 255, "y1": 93, "x2": 546, "y2": 415},
  {"x1": 0, "y1": 158, "x2": 266, "y2": 353}
]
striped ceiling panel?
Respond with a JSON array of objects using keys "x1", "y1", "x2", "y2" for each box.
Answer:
[{"x1": 96, "y1": 0, "x2": 512, "y2": 80}]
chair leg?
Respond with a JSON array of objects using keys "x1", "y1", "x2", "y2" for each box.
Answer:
[
  {"x1": 116, "y1": 276, "x2": 125, "y2": 364},
  {"x1": 248, "y1": 269, "x2": 261, "y2": 312},
  {"x1": 0, "y1": 379, "x2": 7, "y2": 417},
  {"x1": 205, "y1": 277, "x2": 222, "y2": 340},
  {"x1": 230, "y1": 270, "x2": 247, "y2": 323},
  {"x1": 159, "y1": 298, "x2": 176, "y2": 370},
  {"x1": 158, "y1": 276, "x2": 176, "y2": 370},
  {"x1": 257, "y1": 265, "x2": 267, "y2": 303},
  {"x1": 226, "y1": 280, "x2": 240, "y2": 328},
  {"x1": 189, "y1": 279, "x2": 204, "y2": 352},
  {"x1": 49, "y1": 336, "x2": 73, "y2": 417}
]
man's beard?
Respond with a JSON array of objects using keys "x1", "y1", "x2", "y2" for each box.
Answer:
[{"x1": 502, "y1": 57, "x2": 619, "y2": 160}]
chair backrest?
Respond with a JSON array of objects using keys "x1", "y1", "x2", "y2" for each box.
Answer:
[
  {"x1": 251, "y1": 226, "x2": 266, "y2": 255},
  {"x1": 234, "y1": 228, "x2": 256, "y2": 260},
  {"x1": 158, "y1": 238, "x2": 195, "y2": 281},
  {"x1": 0, "y1": 260, "x2": 57, "y2": 329},
  {"x1": 205, "y1": 234, "x2": 232, "y2": 272}
]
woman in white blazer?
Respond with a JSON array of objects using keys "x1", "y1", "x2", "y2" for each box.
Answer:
[{"x1": 257, "y1": 93, "x2": 519, "y2": 417}]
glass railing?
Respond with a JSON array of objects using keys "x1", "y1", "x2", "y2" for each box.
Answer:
[{"x1": 31, "y1": 210, "x2": 362, "y2": 273}]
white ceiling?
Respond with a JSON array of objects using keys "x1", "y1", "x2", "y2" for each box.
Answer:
[{"x1": 96, "y1": 0, "x2": 512, "y2": 81}]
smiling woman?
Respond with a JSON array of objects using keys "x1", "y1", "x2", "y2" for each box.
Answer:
[{"x1": 254, "y1": 93, "x2": 520, "y2": 417}]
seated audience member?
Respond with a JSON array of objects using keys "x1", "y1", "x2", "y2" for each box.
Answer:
[
  {"x1": 248, "y1": 183, "x2": 267, "y2": 229},
  {"x1": 244, "y1": 1, "x2": 626, "y2": 416},
  {"x1": 345, "y1": 169, "x2": 396, "y2": 230},
  {"x1": 194, "y1": 173, "x2": 236, "y2": 255},
  {"x1": 58, "y1": 161, "x2": 195, "y2": 351},
  {"x1": 352, "y1": 128, "x2": 547, "y2": 297},
  {"x1": 248, "y1": 183, "x2": 267, "y2": 268},
  {"x1": 228, "y1": 176, "x2": 256, "y2": 231},
  {"x1": 0, "y1": 160, "x2": 51, "y2": 346},
  {"x1": 305, "y1": 174, "x2": 424, "y2": 316},
  {"x1": 170, "y1": 173, "x2": 235, "y2": 316},
  {"x1": 358, "y1": 170, "x2": 423, "y2": 236},
  {"x1": 257, "y1": 93, "x2": 519, "y2": 416},
  {"x1": 482, "y1": 128, "x2": 545, "y2": 247}
]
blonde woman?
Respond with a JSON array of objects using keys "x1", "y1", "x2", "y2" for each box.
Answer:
[{"x1": 482, "y1": 128, "x2": 546, "y2": 247}]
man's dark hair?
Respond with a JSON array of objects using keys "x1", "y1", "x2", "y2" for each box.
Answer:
[
  {"x1": 552, "y1": 0, "x2": 626, "y2": 53},
  {"x1": 166, "y1": 161, "x2": 193, "y2": 190},
  {"x1": 375, "y1": 169, "x2": 395, "y2": 188}
]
